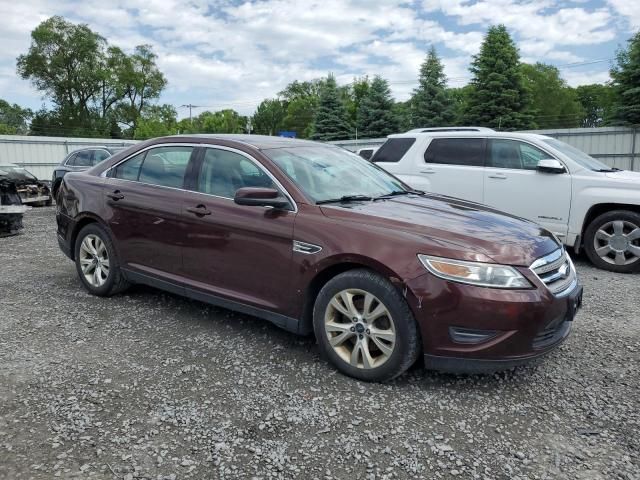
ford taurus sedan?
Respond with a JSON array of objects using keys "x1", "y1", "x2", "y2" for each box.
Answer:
[{"x1": 56, "y1": 135, "x2": 583, "y2": 382}]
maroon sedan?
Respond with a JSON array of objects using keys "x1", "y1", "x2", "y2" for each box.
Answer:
[{"x1": 56, "y1": 135, "x2": 582, "y2": 382}]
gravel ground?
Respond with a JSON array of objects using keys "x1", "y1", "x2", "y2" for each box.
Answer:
[{"x1": 1, "y1": 207, "x2": 638, "y2": 480}]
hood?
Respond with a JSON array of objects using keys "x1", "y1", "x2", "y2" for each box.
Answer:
[
  {"x1": 604, "y1": 170, "x2": 640, "y2": 183},
  {"x1": 320, "y1": 194, "x2": 560, "y2": 266}
]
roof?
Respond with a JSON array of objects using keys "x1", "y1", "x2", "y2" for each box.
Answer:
[
  {"x1": 166, "y1": 134, "x2": 323, "y2": 149},
  {"x1": 389, "y1": 130, "x2": 553, "y2": 141}
]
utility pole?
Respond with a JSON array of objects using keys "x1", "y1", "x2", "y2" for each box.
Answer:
[{"x1": 180, "y1": 104, "x2": 201, "y2": 125}]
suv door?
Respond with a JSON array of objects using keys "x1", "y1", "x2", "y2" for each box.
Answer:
[
  {"x1": 483, "y1": 138, "x2": 572, "y2": 239},
  {"x1": 180, "y1": 146, "x2": 295, "y2": 314},
  {"x1": 420, "y1": 137, "x2": 485, "y2": 202},
  {"x1": 103, "y1": 145, "x2": 196, "y2": 281}
]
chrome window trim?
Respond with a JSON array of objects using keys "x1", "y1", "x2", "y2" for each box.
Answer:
[{"x1": 101, "y1": 142, "x2": 298, "y2": 213}]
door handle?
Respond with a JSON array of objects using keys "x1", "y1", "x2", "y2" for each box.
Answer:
[
  {"x1": 107, "y1": 190, "x2": 124, "y2": 200},
  {"x1": 186, "y1": 205, "x2": 212, "y2": 216},
  {"x1": 488, "y1": 174, "x2": 507, "y2": 179},
  {"x1": 420, "y1": 169, "x2": 436, "y2": 174}
]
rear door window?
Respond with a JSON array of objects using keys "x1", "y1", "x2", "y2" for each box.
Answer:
[
  {"x1": 137, "y1": 146, "x2": 193, "y2": 188},
  {"x1": 73, "y1": 150, "x2": 93, "y2": 167},
  {"x1": 92, "y1": 150, "x2": 112, "y2": 165},
  {"x1": 372, "y1": 138, "x2": 415, "y2": 163},
  {"x1": 424, "y1": 138, "x2": 485, "y2": 167}
]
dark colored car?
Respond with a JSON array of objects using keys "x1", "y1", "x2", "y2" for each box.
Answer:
[
  {"x1": 51, "y1": 146, "x2": 129, "y2": 199},
  {"x1": 0, "y1": 164, "x2": 52, "y2": 206},
  {"x1": 56, "y1": 135, "x2": 583, "y2": 382}
]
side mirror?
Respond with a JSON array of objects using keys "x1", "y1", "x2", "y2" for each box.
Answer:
[
  {"x1": 234, "y1": 187, "x2": 290, "y2": 209},
  {"x1": 537, "y1": 159, "x2": 566, "y2": 174}
]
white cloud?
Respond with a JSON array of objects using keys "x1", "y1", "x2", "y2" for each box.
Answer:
[{"x1": 607, "y1": 0, "x2": 640, "y2": 30}]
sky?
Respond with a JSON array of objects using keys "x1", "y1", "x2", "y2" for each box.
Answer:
[{"x1": 0, "y1": 0, "x2": 638, "y2": 117}]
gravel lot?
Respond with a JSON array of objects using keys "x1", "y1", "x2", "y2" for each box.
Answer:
[{"x1": 1, "y1": 207, "x2": 639, "y2": 480}]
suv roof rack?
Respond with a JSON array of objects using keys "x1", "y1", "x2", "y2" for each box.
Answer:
[{"x1": 406, "y1": 127, "x2": 495, "y2": 133}]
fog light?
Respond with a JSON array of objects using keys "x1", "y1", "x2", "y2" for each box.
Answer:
[{"x1": 449, "y1": 327, "x2": 498, "y2": 344}]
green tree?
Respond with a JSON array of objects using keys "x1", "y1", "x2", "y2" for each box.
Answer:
[
  {"x1": 357, "y1": 76, "x2": 398, "y2": 138},
  {"x1": 181, "y1": 109, "x2": 246, "y2": 134},
  {"x1": 311, "y1": 74, "x2": 352, "y2": 141},
  {"x1": 134, "y1": 104, "x2": 178, "y2": 139},
  {"x1": 575, "y1": 84, "x2": 615, "y2": 127},
  {"x1": 16, "y1": 16, "x2": 106, "y2": 129},
  {"x1": 0, "y1": 100, "x2": 32, "y2": 134},
  {"x1": 520, "y1": 63, "x2": 584, "y2": 128},
  {"x1": 464, "y1": 25, "x2": 534, "y2": 130},
  {"x1": 448, "y1": 85, "x2": 473, "y2": 125},
  {"x1": 252, "y1": 99, "x2": 286, "y2": 135},
  {"x1": 411, "y1": 46, "x2": 455, "y2": 128},
  {"x1": 280, "y1": 80, "x2": 323, "y2": 138},
  {"x1": 610, "y1": 31, "x2": 640, "y2": 125},
  {"x1": 339, "y1": 76, "x2": 370, "y2": 126},
  {"x1": 116, "y1": 45, "x2": 167, "y2": 137}
]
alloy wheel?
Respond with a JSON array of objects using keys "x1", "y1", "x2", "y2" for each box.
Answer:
[
  {"x1": 324, "y1": 289, "x2": 396, "y2": 369},
  {"x1": 593, "y1": 220, "x2": 640, "y2": 266},
  {"x1": 79, "y1": 234, "x2": 110, "y2": 287}
]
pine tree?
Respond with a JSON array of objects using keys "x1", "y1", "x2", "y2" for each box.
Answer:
[
  {"x1": 357, "y1": 76, "x2": 398, "y2": 138},
  {"x1": 410, "y1": 46, "x2": 455, "y2": 128},
  {"x1": 464, "y1": 25, "x2": 534, "y2": 130},
  {"x1": 610, "y1": 31, "x2": 640, "y2": 126},
  {"x1": 311, "y1": 74, "x2": 352, "y2": 141}
]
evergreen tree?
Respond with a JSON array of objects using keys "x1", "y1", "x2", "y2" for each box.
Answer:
[
  {"x1": 464, "y1": 25, "x2": 534, "y2": 130},
  {"x1": 311, "y1": 74, "x2": 352, "y2": 141},
  {"x1": 610, "y1": 31, "x2": 640, "y2": 126},
  {"x1": 357, "y1": 76, "x2": 398, "y2": 138},
  {"x1": 411, "y1": 46, "x2": 455, "y2": 128}
]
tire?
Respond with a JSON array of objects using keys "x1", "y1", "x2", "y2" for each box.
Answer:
[
  {"x1": 584, "y1": 210, "x2": 640, "y2": 273},
  {"x1": 313, "y1": 269, "x2": 420, "y2": 382},
  {"x1": 74, "y1": 223, "x2": 130, "y2": 296}
]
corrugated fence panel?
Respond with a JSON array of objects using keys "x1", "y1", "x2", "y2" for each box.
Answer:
[{"x1": 0, "y1": 135, "x2": 138, "y2": 180}]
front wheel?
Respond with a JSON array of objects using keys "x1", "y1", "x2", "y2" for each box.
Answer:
[
  {"x1": 584, "y1": 210, "x2": 640, "y2": 273},
  {"x1": 313, "y1": 269, "x2": 420, "y2": 382},
  {"x1": 74, "y1": 223, "x2": 130, "y2": 296}
]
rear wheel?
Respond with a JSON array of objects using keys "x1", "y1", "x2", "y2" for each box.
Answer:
[
  {"x1": 313, "y1": 269, "x2": 420, "y2": 382},
  {"x1": 74, "y1": 223, "x2": 130, "y2": 296},
  {"x1": 584, "y1": 210, "x2": 640, "y2": 273}
]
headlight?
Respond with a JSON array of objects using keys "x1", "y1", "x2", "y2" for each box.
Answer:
[{"x1": 418, "y1": 254, "x2": 532, "y2": 289}]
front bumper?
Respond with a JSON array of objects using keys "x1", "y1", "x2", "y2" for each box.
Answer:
[{"x1": 406, "y1": 270, "x2": 583, "y2": 374}]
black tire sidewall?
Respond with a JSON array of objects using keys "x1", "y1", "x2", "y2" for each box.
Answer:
[
  {"x1": 74, "y1": 223, "x2": 120, "y2": 296},
  {"x1": 584, "y1": 210, "x2": 640, "y2": 273},
  {"x1": 313, "y1": 269, "x2": 419, "y2": 382}
]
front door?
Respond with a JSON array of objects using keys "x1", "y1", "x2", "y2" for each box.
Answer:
[
  {"x1": 180, "y1": 146, "x2": 296, "y2": 312},
  {"x1": 102, "y1": 145, "x2": 195, "y2": 280},
  {"x1": 483, "y1": 139, "x2": 572, "y2": 239}
]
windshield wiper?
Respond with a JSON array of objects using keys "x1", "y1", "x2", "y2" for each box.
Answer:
[
  {"x1": 595, "y1": 168, "x2": 622, "y2": 172},
  {"x1": 316, "y1": 195, "x2": 374, "y2": 205},
  {"x1": 374, "y1": 189, "x2": 425, "y2": 200}
]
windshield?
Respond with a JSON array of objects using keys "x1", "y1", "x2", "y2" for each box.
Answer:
[
  {"x1": 543, "y1": 138, "x2": 613, "y2": 171},
  {"x1": 0, "y1": 166, "x2": 37, "y2": 181},
  {"x1": 265, "y1": 146, "x2": 408, "y2": 203}
]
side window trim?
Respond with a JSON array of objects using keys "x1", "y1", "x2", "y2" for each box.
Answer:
[
  {"x1": 65, "y1": 153, "x2": 77, "y2": 166},
  {"x1": 190, "y1": 145, "x2": 297, "y2": 212}
]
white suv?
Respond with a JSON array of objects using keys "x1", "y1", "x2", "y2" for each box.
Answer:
[{"x1": 372, "y1": 128, "x2": 640, "y2": 273}]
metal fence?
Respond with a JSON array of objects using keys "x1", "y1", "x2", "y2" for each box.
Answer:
[
  {"x1": 0, "y1": 135, "x2": 137, "y2": 180},
  {"x1": 330, "y1": 126, "x2": 640, "y2": 172},
  {"x1": 1, "y1": 126, "x2": 639, "y2": 180}
]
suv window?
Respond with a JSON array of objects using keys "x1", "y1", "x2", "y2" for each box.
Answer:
[
  {"x1": 70, "y1": 150, "x2": 93, "y2": 167},
  {"x1": 64, "y1": 153, "x2": 77, "y2": 166},
  {"x1": 488, "y1": 139, "x2": 550, "y2": 170},
  {"x1": 424, "y1": 138, "x2": 485, "y2": 167},
  {"x1": 138, "y1": 146, "x2": 193, "y2": 188},
  {"x1": 197, "y1": 148, "x2": 276, "y2": 198},
  {"x1": 92, "y1": 150, "x2": 111, "y2": 165},
  {"x1": 372, "y1": 138, "x2": 415, "y2": 163}
]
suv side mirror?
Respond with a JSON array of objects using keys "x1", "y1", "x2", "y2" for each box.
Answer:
[
  {"x1": 537, "y1": 159, "x2": 566, "y2": 174},
  {"x1": 234, "y1": 187, "x2": 290, "y2": 209}
]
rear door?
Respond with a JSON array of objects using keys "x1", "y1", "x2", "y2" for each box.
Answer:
[
  {"x1": 483, "y1": 138, "x2": 572, "y2": 239},
  {"x1": 103, "y1": 145, "x2": 196, "y2": 280},
  {"x1": 180, "y1": 146, "x2": 296, "y2": 313},
  {"x1": 420, "y1": 137, "x2": 485, "y2": 203}
]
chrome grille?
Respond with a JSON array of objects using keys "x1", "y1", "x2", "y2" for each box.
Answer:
[{"x1": 530, "y1": 249, "x2": 576, "y2": 296}]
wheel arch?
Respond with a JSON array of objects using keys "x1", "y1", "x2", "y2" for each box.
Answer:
[
  {"x1": 298, "y1": 255, "x2": 405, "y2": 336},
  {"x1": 69, "y1": 214, "x2": 112, "y2": 261},
  {"x1": 581, "y1": 203, "x2": 640, "y2": 238}
]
